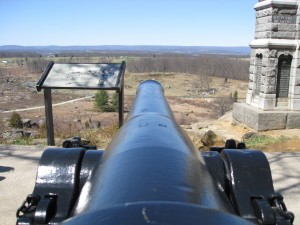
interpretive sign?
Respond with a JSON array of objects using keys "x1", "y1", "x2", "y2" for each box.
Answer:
[
  {"x1": 276, "y1": 56, "x2": 291, "y2": 98},
  {"x1": 36, "y1": 61, "x2": 126, "y2": 146},
  {"x1": 37, "y1": 62, "x2": 125, "y2": 90}
]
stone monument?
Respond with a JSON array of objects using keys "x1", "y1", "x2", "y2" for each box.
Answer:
[{"x1": 233, "y1": 0, "x2": 300, "y2": 131}]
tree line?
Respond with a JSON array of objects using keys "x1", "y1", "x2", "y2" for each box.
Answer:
[
  {"x1": 127, "y1": 54, "x2": 249, "y2": 81},
  {"x1": 0, "y1": 56, "x2": 49, "y2": 74},
  {"x1": 1, "y1": 52, "x2": 250, "y2": 81}
]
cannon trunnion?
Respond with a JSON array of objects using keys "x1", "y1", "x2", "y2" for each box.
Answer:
[{"x1": 17, "y1": 80, "x2": 294, "y2": 225}]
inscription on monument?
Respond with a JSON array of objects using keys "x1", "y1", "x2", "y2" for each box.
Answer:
[
  {"x1": 255, "y1": 55, "x2": 263, "y2": 95},
  {"x1": 272, "y1": 15, "x2": 296, "y2": 24},
  {"x1": 276, "y1": 56, "x2": 292, "y2": 98}
]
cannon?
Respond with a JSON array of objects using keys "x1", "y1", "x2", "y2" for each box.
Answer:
[{"x1": 17, "y1": 80, "x2": 294, "y2": 225}]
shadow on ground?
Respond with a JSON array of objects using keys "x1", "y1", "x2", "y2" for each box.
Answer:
[
  {"x1": 267, "y1": 152, "x2": 300, "y2": 194},
  {"x1": 0, "y1": 145, "x2": 41, "y2": 163},
  {"x1": 0, "y1": 165, "x2": 14, "y2": 182},
  {"x1": 0, "y1": 166, "x2": 14, "y2": 173}
]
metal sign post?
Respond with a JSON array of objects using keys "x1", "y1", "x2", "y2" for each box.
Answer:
[
  {"x1": 44, "y1": 88, "x2": 55, "y2": 146},
  {"x1": 118, "y1": 77, "x2": 124, "y2": 127}
]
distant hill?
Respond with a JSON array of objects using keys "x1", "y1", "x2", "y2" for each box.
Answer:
[{"x1": 0, "y1": 45, "x2": 250, "y2": 55}]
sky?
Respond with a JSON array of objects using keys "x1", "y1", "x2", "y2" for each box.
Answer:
[{"x1": 0, "y1": 0, "x2": 258, "y2": 47}]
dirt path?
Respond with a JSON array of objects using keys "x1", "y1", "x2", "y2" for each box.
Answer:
[{"x1": 1, "y1": 96, "x2": 94, "y2": 113}]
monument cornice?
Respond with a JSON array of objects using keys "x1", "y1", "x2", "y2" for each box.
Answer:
[
  {"x1": 254, "y1": 0, "x2": 299, "y2": 11},
  {"x1": 250, "y1": 39, "x2": 300, "y2": 49}
]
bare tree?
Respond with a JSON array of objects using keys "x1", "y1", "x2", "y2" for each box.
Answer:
[
  {"x1": 26, "y1": 58, "x2": 49, "y2": 73},
  {"x1": 213, "y1": 95, "x2": 234, "y2": 116},
  {"x1": 159, "y1": 58, "x2": 170, "y2": 74},
  {"x1": 140, "y1": 58, "x2": 154, "y2": 75}
]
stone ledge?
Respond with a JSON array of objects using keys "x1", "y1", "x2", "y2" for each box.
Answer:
[
  {"x1": 255, "y1": 0, "x2": 298, "y2": 11},
  {"x1": 250, "y1": 39, "x2": 299, "y2": 49},
  {"x1": 233, "y1": 103, "x2": 300, "y2": 131},
  {"x1": 287, "y1": 113, "x2": 300, "y2": 128}
]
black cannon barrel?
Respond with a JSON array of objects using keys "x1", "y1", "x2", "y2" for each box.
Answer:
[{"x1": 63, "y1": 80, "x2": 252, "y2": 224}]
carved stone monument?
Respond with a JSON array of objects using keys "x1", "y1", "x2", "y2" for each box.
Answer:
[{"x1": 233, "y1": 0, "x2": 300, "y2": 130}]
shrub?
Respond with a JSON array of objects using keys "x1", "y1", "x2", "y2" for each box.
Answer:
[
  {"x1": 9, "y1": 112, "x2": 23, "y2": 128},
  {"x1": 80, "y1": 123, "x2": 119, "y2": 148},
  {"x1": 232, "y1": 91, "x2": 238, "y2": 102},
  {"x1": 213, "y1": 95, "x2": 234, "y2": 116},
  {"x1": 12, "y1": 137, "x2": 32, "y2": 145},
  {"x1": 95, "y1": 90, "x2": 109, "y2": 112},
  {"x1": 95, "y1": 90, "x2": 120, "y2": 112}
]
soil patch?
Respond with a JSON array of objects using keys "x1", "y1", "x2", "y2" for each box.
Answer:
[{"x1": 262, "y1": 139, "x2": 300, "y2": 152}]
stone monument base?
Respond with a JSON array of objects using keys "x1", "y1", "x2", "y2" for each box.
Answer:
[{"x1": 232, "y1": 103, "x2": 300, "y2": 131}]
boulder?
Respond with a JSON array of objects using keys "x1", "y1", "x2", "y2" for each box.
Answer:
[
  {"x1": 242, "y1": 132, "x2": 258, "y2": 141},
  {"x1": 38, "y1": 120, "x2": 45, "y2": 128},
  {"x1": 1, "y1": 129, "x2": 31, "y2": 139},
  {"x1": 31, "y1": 122, "x2": 39, "y2": 128},
  {"x1": 22, "y1": 119, "x2": 32, "y2": 128},
  {"x1": 73, "y1": 118, "x2": 81, "y2": 123},
  {"x1": 201, "y1": 130, "x2": 219, "y2": 146}
]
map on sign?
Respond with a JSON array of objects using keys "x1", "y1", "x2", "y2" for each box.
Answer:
[{"x1": 41, "y1": 63, "x2": 122, "y2": 89}]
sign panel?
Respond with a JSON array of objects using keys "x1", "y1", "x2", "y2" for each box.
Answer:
[
  {"x1": 255, "y1": 56, "x2": 263, "y2": 95},
  {"x1": 38, "y1": 63, "x2": 124, "y2": 90},
  {"x1": 272, "y1": 15, "x2": 296, "y2": 24},
  {"x1": 276, "y1": 57, "x2": 291, "y2": 98}
]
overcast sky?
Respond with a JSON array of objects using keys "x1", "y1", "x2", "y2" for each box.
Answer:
[{"x1": 0, "y1": 0, "x2": 258, "y2": 46}]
